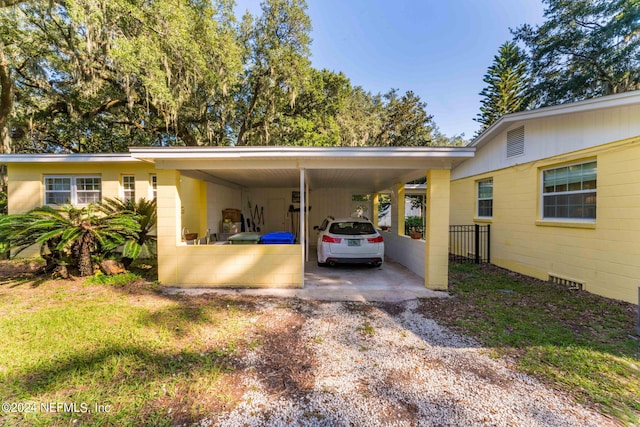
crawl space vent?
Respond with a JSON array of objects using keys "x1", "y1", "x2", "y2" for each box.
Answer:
[{"x1": 548, "y1": 274, "x2": 583, "y2": 290}]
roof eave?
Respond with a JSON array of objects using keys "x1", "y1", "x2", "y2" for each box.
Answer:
[
  {"x1": 128, "y1": 146, "x2": 476, "y2": 162},
  {"x1": 0, "y1": 153, "x2": 139, "y2": 163}
]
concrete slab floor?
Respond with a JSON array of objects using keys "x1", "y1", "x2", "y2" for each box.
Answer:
[{"x1": 164, "y1": 254, "x2": 449, "y2": 303}]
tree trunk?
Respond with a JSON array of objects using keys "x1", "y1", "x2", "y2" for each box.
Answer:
[
  {"x1": 77, "y1": 233, "x2": 94, "y2": 276},
  {"x1": 237, "y1": 79, "x2": 262, "y2": 146},
  {"x1": 0, "y1": 43, "x2": 12, "y2": 155},
  {"x1": 0, "y1": 44, "x2": 12, "y2": 203}
]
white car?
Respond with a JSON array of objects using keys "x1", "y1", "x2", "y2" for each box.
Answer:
[{"x1": 315, "y1": 217, "x2": 384, "y2": 267}]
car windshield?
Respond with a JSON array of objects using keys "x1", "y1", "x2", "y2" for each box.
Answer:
[{"x1": 329, "y1": 221, "x2": 376, "y2": 235}]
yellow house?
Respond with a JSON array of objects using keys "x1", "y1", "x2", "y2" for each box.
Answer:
[
  {"x1": 450, "y1": 90, "x2": 640, "y2": 304},
  {"x1": 1, "y1": 146, "x2": 474, "y2": 291}
]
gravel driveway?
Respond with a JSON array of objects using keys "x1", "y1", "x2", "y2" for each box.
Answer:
[{"x1": 202, "y1": 298, "x2": 617, "y2": 427}]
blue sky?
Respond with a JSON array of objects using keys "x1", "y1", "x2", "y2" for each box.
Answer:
[{"x1": 235, "y1": 0, "x2": 546, "y2": 140}]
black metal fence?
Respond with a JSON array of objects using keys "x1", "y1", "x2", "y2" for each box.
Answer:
[{"x1": 449, "y1": 224, "x2": 490, "y2": 264}]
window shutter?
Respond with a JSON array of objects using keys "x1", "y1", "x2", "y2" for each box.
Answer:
[{"x1": 506, "y1": 126, "x2": 525, "y2": 158}]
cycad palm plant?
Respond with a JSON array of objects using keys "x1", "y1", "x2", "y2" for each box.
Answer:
[
  {"x1": 96, "y1": 197, "x2": 157, "y2": 266},
  {"x1": 0, "y1": 204, "x2": 141, "y2": 276}
]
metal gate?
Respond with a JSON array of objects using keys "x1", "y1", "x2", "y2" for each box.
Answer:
[{"x1": 449, "y1": 224, "x2": 490, "y2": 264}]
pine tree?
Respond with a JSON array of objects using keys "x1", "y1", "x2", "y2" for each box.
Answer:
[
  {"x1": 475, "y1": 41, "x2": 531, "y2": 134},
  {"x1": 513, "y1": 0, "x2": 640, "y2": 107}
]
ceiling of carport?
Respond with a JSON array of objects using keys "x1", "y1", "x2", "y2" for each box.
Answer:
[{"x1": 181, "y1": 167, "x2": 428, "y2": 192}]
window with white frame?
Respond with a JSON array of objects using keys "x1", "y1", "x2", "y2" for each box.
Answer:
[
  {"x1": 477, "y1": 178, "x2": 493, "y2": 218},
  {"x1": 122, "y1": 175, "x2": 135, "y2": 202},
  {"x1": 150, "y1": 174, "x2": 157, "y2": 200},
  {"x1": 542, "y1": 161, "x2": 596, "y2": 220},
  {"x1": 44, "y1": 175, "x2": 101, "y2": 205}
]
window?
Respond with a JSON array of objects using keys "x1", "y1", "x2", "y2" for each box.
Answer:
[
  {"x1": 122, "y1": 175, "x2": 135, "y2": 202},
  {"x1": 507, "y1": 126, "x2": 525, "y2": 158},
  {"x1": 44, "y1": 175, "x2": 101, "y2": 205},
  {"x1": 150, "y1": 174, "x2": 157, "y2": 200},
  {"x1": 477, "y1": 179, "x2": 493, "y2": 218},
  {"x1": 45, "y1": 177, "x2": 72, "y2": 205},
  {"x1": 542, "y1": 161, "x2": 596, "y2": 220},
  {"x1": 329, "y1": 221, "x2": 376, "y2": 235}
]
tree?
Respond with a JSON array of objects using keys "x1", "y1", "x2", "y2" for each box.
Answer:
[
  {"x1": 475, "y1": 41, "x2": 531, "y2": 133},
  {"x1": 0, "y1": 204, "x2": 141, "y2": 276},
  {"x1": 110, "y1": 0, "x2": 242, "y2": 146},
  {"x1": 1, "y1": 0, "x2": 446, "y2": 150},
  {"x1": 373, "y1": 90, "x2": 435, "y2": 146},
  {"x1": 513, "y1": 0, "x2": 640, "y2": 107},
  {"x1": 1, "y1": 0, "x2": 243, "y2": 152},
  {"x1": 336, "y1": 86, "x2": 382, "y2": 146},
  {"x1": 235, "y1": 0, "x2": 312, "y2": 145}
]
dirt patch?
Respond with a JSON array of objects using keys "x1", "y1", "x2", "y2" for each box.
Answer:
[
  {"x1": 343, "y1": 301, "x2": 378, "y2": 316},
  {"x1": 254, "y1": 303, "x2": 317, "y2": 398},
  {"x1": 375, "y1": 301, "x2": 406, "y2": 316}
]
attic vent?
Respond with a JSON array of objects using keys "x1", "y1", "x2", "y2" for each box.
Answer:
[
  {"x1": 548, "y1": 273, "x2": 583, "y2": 290},
  {"x1": 506, "y1": 126, "x2": 525, "y2": 158}
]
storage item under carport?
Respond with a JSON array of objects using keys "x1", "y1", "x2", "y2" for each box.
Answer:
[
  {"x1": 222, "y1": 220, "x2": 242, "y2": 234},
  {"x1": 222, "y1": 208, "x2": 242, "y2": 223},
  {"x1": 260, "y1": 231, "x2": 295, "y2": 244},
  {"x1": 228, "y1": 232, "x2": 262, "y2": 244}
]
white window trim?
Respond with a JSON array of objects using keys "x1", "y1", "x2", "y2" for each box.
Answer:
[
  {"x1": 121, "y1": 175, "x2": 136, "y2": 202},
  {"x1": 44, "y1": 175, "x2": 102, "y2": 206},
  {"x1": 149, "y1": 174, "x2": 157, "y2": 200},
  {"x1": 477, "y1": 178, "x2": 493, "y2": 218},
  {"x1": 539, "y1": 161, "x2": 596, "y2": 223}
]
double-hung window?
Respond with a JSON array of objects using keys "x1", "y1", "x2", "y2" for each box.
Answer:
[
  {"x1": 149, "y1": 174, "x2": 157, "y2": 200},
  {"x1": 542, "y1": 161, "x2": 596, "y2": 220},
  {"x1": 477, "y1": 178, "x2": 493, "y2": 218},
  {"x1": 122, "y1": 175, "x2": 135, "y2": 202},
  {"x1": 44, "y1": 175, "x2": 101, "y2": 206}
]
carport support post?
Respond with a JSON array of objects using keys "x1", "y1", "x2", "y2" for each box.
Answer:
[
  {"x1": 396, "y1": 184, "x2": 405, "y2": 236},
  {"x1": 156, "y1": 170, "x2": 182, "y2": 286},
  {"x1": 424, "y1": 169, "x2": 450, "y2": 290},
  {"x1": 300, "y1": 168, "x2": 306, "y2": 283},
  {"x1": 372, "y1": 193, "x2": 379, "y2": 228},
  {"x1": 305, "y1": 178, "x2": 310, "y2": 262}
]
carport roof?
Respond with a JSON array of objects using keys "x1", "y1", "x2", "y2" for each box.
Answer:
[{"x1": 129, "y1": 146, "x2": 475, "y2": 192}]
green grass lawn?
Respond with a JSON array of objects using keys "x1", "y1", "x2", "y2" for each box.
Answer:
[
  {"x1": 0, "y1": 262, "x2": 258, "y2": 426},
  {"x1": 420, "y1": 263, "x2": 640, "y2": 425}
]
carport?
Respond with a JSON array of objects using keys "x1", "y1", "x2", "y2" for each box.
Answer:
[{"x1": 130, "y1": 146, "x2": 475, "y2": 291}]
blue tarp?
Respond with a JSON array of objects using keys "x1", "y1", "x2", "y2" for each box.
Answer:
[{"x1": 260, "y1": 231, "x2": 295, "y2": 244}]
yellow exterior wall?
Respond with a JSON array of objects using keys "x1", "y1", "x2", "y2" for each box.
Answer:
[
  {"x1": 450, "y1": 137, "x2": 640, "y2": 304},
  {"x1": 174, "y1": 245, "x2": 303, "y2": 287},
  {"x1": 7, "y1": 162, "x2": 156, "y2": 214},
  {"x1": 179, "y1": 175, "x2": 208, "y2": 238}
]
